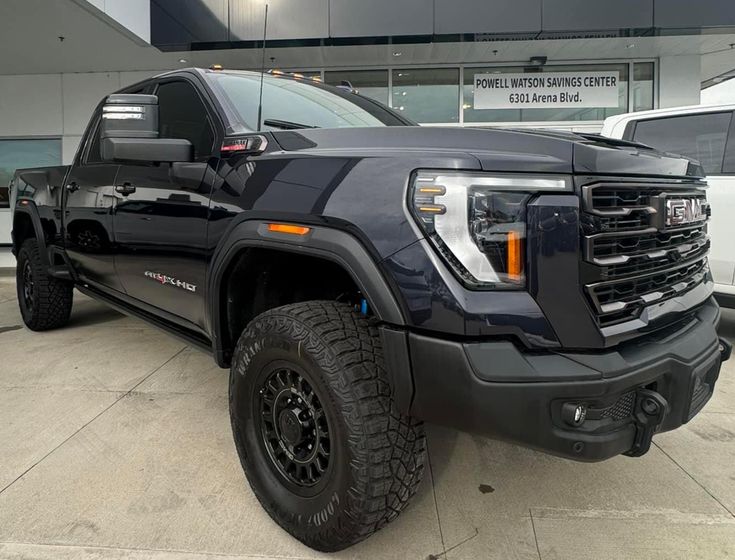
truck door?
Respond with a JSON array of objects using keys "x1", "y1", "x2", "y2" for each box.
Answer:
[
  {"x1": 63, "y1": 112, "x2": 124, "y2": 293},
  {"x1": 112, "y1": 78, "x2": 216, "y2": 331}
]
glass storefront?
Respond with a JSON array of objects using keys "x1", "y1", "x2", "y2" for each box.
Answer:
[
  {"x1": 632, "y1": 62, "x2": 655, "y2": 113},
  {"x1": 462, "y1": 63, "x2": 631, "y2": 123},
  {"x1": 303, "y1": 60, "x2": 656, "y2": 125},
  {"x1": 392, "y1": 68, "x2": 460, "y2": 124}
]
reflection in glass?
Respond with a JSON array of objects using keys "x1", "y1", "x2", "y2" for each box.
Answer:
[
  {"x1": 392, "y1": 68, "x2": 460, "y2": 124},
  {"x1": 208, "y1": 72, "x2": 406, "y2": 131},
  {"x1": 0, "y1": 139, "x2": 62, "y2": 210},
  {"x1": 325, "y1": 70, "x2": 389, "y2": 105}
]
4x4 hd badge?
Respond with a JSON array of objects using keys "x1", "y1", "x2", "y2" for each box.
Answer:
[{"x1": 144, "y1": 271, "x2": 197, "y2": 293}]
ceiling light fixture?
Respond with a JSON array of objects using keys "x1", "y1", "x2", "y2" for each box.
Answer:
[
  {"x1": 393, "y1": 51, "x2": 402, "y2": 57},
  {"x1": 529, "y1": 56, "x2": 548, "y2": 67}
]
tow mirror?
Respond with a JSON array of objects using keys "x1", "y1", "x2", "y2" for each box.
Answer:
[
  {"x1": 100, "y1": 94, "x2": 193, "y2": 163},
  {"x1": 101, "y1": 94, "x2": 159, "y2": 139}
]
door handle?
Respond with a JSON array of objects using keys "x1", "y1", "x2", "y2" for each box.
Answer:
[
  {"x1": 66, "y1": 182, "x2": 79, "y2": 193},
  {"x1": 115, "y1": 183, "x2": 136, "y2": 196}
]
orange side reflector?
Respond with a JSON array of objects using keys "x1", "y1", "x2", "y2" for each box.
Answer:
[
  {"x1": 507, "y1": 231, "x2": 523, "y2": 280},
  {"x1": 267, "y1": 223, "x2": 311, "y2": 236}
]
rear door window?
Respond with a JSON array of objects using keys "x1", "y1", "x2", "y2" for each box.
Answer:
[{"x1": 632, "y1": 112, "x2": 733, "y2": 175}]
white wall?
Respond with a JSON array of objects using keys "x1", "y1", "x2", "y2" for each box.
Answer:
[
  {"x1": 659, "y1": 55, "x2": 702, "y2": 108},
  {"x1": 0, "y1": 70, "x2": 160, "y2": 164},
  {"x1": 702, "y1": 79, "x2": 735, "y2": 105},
  {"x1": 83, "y1": 0, "x2": 151, "y2": 43}
]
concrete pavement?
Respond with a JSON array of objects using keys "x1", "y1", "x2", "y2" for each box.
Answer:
[{"x1": 1, "y1": 274, "x2": 734, "y2": 559}]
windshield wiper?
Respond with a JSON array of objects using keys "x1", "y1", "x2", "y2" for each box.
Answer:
[{"x1": 263, "y1": 118, "x2": 320, "y2": 130}]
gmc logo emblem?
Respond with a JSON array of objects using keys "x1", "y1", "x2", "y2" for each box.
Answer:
[{"x1": 666, "y1": 198, "x2": 705, "y2": 227}]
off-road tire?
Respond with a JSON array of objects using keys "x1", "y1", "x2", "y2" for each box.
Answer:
[
  {"x1": 229, "y1": 301, "x2": 426, "y2": 552},
  {"x1": 16, "y1": 238, "x2": 73, "y2": 331}
]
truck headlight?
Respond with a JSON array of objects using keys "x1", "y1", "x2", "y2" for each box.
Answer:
[{"x1": 410, "y1": 171, "x2": 571, "y2": 289}]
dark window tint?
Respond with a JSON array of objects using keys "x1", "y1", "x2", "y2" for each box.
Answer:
[
  {"x1": 632, "y1": 112, "x2": 733, "y2": 175},
  {"x1": 156, "y1": 81, "x2": 214, "y2": 159}
]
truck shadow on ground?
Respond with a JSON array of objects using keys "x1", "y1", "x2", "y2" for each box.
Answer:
[{"x1": 68, "y1": 294, "x2": 125, "y2": 328}]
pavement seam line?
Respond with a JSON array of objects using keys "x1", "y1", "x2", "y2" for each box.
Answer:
[
  {"x1": 529, "y1": 509, "x2": 542, "y2": 560},
  {"x1": 426, "y1": 440, "x2": 448, "y2": 559},
  {"x1": 0, "y1": 345, "x2": 187, "y2": 497},
  {"x1": 440, "y1": 527, "x2": 479, "y2": 558},
  {"x1": 653, "y1": 441, "x2": 735, "y2": 518},
  {"x1": 0, "y1": 540, "x2": 312, "y2": 560}
]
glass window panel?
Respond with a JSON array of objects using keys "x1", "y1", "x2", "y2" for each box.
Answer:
[
  {"x1": 633, "y1": 62, "x2": 654, "y2": 112},
  {"x1": 0, "y1": 139, "x2": 62, "y2": 209},
  {"x1": 325, "y1": 70, "x2": 389, "y2": 105},
  {"x1": 209, "y1": 72, "x2": 405, "y2": 131},
  {"x1": 632, "y1": 112, "x2": 732, "y2": 175},
  {"x1": 157, "y1": 81, "x2": 215, "y2": 159},
  {"x1": 463, "y1": 64, "x2": 629, "y2": 123},
  {"x1": 393, "y1": 68, "x2": 460, "y2": 124}
]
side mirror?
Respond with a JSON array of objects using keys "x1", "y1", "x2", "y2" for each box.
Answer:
[{"x1": 100, "y1": 94, "x2": 193, "y2": 164}]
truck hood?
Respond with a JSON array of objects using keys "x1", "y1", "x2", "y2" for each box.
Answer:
[{"x1": 272, "y1": 126, "x2": 703, "y2": 179}]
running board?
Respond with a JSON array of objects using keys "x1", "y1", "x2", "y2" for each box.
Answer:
[{"x1": 76, "y1": 284, "x2": 213, "y2": 355}]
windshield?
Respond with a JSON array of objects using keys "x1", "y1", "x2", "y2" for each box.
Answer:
[{"x1": 208, "y1": 72, "x2": 411, "y2": 132}]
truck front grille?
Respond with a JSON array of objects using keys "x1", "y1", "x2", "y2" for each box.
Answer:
[{"x1": 581, "y1": 181, "x2": 710, "y2": 327}]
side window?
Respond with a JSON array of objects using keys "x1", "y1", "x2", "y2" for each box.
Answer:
[
  {"x1": 156, "y1": 81, "x2": 215, "y2": 159},
  {"x1": 632, "y1": 112, "x2": 733, "y2": 175}
]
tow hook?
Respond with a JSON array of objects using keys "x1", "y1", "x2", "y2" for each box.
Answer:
[
  {"x1": 624, "y1": 389, "x2": 669, "y2": 458},
  {"x1": 719, "y1": 338, "x2": 732, "y2": 363}
]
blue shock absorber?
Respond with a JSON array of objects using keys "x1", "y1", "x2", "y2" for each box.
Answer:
[{"x1": 360, "y1": 298, "x2": 369, "y2": 315}]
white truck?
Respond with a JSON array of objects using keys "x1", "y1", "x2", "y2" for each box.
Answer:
[{"x1": 602, "y1": 104, "x2": 735, "y2": 306}]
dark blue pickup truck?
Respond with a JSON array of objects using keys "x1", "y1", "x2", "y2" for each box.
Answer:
[{"x1": 8, "y1": 67, "x2": 730, "y2": 551}]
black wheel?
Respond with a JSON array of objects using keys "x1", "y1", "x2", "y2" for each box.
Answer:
[
  {"x1": 229, "y1": 301, "x2": 426, "y2": 552},
  {"x1": 16, "y1": 238, "x2": 73, "y2": 331}
]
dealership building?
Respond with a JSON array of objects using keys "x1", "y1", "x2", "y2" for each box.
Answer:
[{"x1": 2, "y1": 0, "x2": 735, "y2": 256}]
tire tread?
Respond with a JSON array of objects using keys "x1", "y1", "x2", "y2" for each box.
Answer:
[{"x1": 230, "y1": 300, "x2": 426, "y2": 552}]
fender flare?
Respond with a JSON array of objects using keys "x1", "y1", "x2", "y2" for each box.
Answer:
[
  {"x1": 12, "y1": 203, "x2": 49, "y2": 266},
  {"x1": 207, "y1": 219, "x2": 407, "y2": 365}
]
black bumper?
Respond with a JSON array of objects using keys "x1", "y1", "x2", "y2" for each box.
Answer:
[{"x1": 401, "y1": 298, "x2": 729, "y2": 462}]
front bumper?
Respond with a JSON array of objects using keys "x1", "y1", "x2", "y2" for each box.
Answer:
[{"x1": 404, "y1": 297, "x2": 729, "y2": 462}]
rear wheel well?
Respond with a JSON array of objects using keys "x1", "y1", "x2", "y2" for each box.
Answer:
[{"x1": 220, "y1": 248, "x2": 365, "y2": 363}]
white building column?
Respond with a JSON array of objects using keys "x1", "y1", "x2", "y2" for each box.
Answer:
[{"x1": 659, "y1": 55, "x2": 702, "y2": 108}]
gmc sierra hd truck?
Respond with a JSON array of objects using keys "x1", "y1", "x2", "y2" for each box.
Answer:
[{"x1": 8, "y1": 68, "x2": 731, "y2": 552}]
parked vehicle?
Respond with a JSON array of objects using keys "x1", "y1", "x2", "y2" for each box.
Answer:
[
  {"x1": 8, "y1": 68, "x2": 731, "y2": 552},
  {"x1": 601, "y1": 104, "x2": 735, "y2": 306}
]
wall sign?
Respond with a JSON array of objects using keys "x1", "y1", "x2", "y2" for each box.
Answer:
[{"x1": 473, "y1": 71, "x2": 620, "y2": 110}]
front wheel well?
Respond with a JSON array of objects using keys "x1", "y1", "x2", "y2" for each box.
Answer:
[{"x1": 219, "y1": 248, "x2": 366, "y2": 363}]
